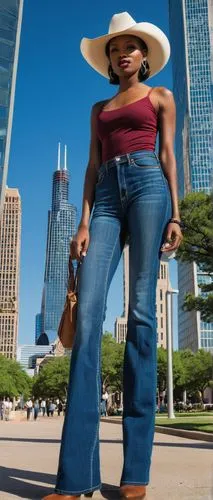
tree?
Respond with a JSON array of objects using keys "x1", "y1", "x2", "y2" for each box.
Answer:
[
  {"x1": 0, "y1": 355, "x2": 32, "y2": 399},
  {"x1": 157, "y1": 347, "x2": 167, "y2": 395},
  {"x1": 185, "y1": 349, "x2": 213, "y2": 399},
  {"x1": 157, "y1": 348, "x2": 213, "y2": 403},
  {"x1": 101, "y1": 332, "x2": 125, "y2": 392},
  {"x1": 32, "y1": 356, "x2": 70, "y2": 400},
  {"x1": 177, "y1": 192, "x2": 213, "y2": 321},
  {"x1": 172, "y1": 350, "x2": 186, "y2": 389}
]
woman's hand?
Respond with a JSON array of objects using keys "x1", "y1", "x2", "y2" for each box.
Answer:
[
  {"x1": 70, "y1": 224, "x2": 90, "y2": 261},
  {"x1": 161, "y1": 222, "x2": 183, "y2": 252}
]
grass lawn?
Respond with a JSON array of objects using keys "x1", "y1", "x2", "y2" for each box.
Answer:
[
  {"x1": 155, "y1": 415, "x2": 213, "y2": 434},
  {"x1": 162, "y1": 411, "x2": 213, "y2": 418}
]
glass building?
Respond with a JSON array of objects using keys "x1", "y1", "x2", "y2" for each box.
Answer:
[
  {"x1": 168, "y1": 0, "x2": 213, "y2": 352},
  {"x1": 35, "y1": 312, "x2": 42, "y2": 344},
  {"x1": 17, "y1": 344, "x2": 52, "y2": 370},
  {"x1": 37, "y1": 144, "x2": 77, "y2": 344},
  {"x1": 0, "y1": 0, "x2": 24, "y2": 216}
]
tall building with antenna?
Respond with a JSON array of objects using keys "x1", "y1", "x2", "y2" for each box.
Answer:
[
  {"x1": 168, "y1": 0, "x2": 213, "y2": 352},
  {"x1": 36, "y1": 144, "x2": 77, "y2": 344}
]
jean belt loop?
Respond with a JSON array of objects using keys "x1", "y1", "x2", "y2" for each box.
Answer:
[{"x1": 127, "y1": 153, "x2": 131, "y2": 165}]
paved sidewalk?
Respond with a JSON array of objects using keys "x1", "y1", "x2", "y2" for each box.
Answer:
[{"x1": 0, "y1": 417, "x2": 212, "y2": 499}]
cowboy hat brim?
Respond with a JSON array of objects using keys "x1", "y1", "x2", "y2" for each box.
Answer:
[{"x1": 80, "y1": 22, "x2": 170, "y2": 79}]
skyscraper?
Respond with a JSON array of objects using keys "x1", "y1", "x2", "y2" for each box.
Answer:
[
  {"x1": 0, "y1": 188, "x2": 21, "y2": 358},
  {"x1": 37, "y1": 144, "x2": 77, "y2": 344},
  {"x1": 35, "y1": 313, "x2": 42, "y2": 344},
  {"x1": 0, "y1": 0, "x2": 24, "y2": 216},
  {"x1": 168, "y1": 0, "x2": 213, "y2": 352}
]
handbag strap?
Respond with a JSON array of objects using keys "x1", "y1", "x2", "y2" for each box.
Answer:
[{"x1": 68, "y1": 255, "x2": 83, "y2": 293}]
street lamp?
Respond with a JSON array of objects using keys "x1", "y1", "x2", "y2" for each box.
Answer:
[{"x1": 166, "y1": 288, "x2": 179, "y2": 419}]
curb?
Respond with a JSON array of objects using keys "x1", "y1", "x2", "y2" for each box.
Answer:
[{"x1": 100, "y1": 418, "x2": 213, "y2": 443}]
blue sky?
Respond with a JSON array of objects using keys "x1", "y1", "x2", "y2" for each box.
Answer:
[{"x1": 8, "y1": 0, "x2": 178, "y2": 348}]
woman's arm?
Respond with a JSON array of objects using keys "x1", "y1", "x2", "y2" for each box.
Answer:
[
  {"x1": 70, "y1": 101, "x2": 103, "y2": 260},
  {"x1": 78, "y1": 102, "x2": 103, "y2": 228},
  {"x1": 157, "y1": 87, "x2": 183, "y2": 252},
  {"x1": 158, "y1": 87, "x2": 180, "y2": 220}
]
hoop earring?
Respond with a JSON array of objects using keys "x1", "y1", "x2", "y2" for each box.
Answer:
[{"x1": 141, "y1": 59, "x2": 147, "y2": 76}]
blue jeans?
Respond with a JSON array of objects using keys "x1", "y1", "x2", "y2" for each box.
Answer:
[{"x1": 55, "y1": 150, "x2": 172, "y2": 495}]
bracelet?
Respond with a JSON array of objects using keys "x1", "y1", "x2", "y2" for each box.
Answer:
[{"x1": 169, "y1": 218, "x2": 185, "y2": 230}]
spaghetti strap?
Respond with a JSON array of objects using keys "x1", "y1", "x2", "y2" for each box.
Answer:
[{"x1": 147, "y1": 87, "x2": 155, "y2": 97}]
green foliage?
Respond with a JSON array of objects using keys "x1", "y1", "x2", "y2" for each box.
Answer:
[
  {"x1": 32, "y1": 356, "x2": 70, "y2": 400},
  {"x1": 182, "y1": 293, "x2": 213, "y2": 323},
  {"x1": 0, "y1": 354, "x2": 32, "y2": 399},
  {"x1": 157, "y1": 347, "x2": 167, "y2": 393},
  {"x1": 184, "y1": 349, "x2": 213, "y2": 395},
  {"x1": 172, "y1": 350, "x2": 186, "y2": 389},
  {"x1": 157, "y1": 348, "x2": 213, "y2": 401},
  {"x1": 176, "y1": 192, "x2": 213, "y2": 322},
  {"x1": 177, "y1": 192, "x2": 213, "y2": 271},
  {"x1": 101, "y1": 332, "x2": 125, "y2": 392}
]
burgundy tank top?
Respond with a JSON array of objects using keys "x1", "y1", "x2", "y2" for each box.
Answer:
[{"x1": 97, "y1": 88, "x2": 158, "y2": 163}]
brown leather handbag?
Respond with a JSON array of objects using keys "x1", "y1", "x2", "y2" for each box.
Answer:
[{"x1": 58, "y1": 256, "x2": 82, "y2": 349}]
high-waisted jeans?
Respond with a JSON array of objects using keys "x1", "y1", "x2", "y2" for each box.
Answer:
[{"x1": 55, "y1": 150, "x2": 172, "y2": 495}]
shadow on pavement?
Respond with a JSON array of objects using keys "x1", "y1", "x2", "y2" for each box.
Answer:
[
  {"x1": 101, "y1": 483, "x2": 120, "y2": 499},
  {"x1": 101, "y1": 439, "x2": 213, "y2": 450},
  {"x1": 0, "y1": 466, "x2": 55, "y2": 499},
  {"x1": 153, "y1": 441, "x2": 213, "y2": 450},
  {"x1": 0, "y1": 467, "x2": 119, "y2": 500},
  {"x1": 0, "y1": 437, "x2": 60, "y2": 444},
  {"x1": 0, "y1": 436, "x2": 212, "y2": 450}
]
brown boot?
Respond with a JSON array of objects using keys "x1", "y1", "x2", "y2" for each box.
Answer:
[
  {"x1": 119, "y1": 485, "x2": 146, "y2": 500},
  {"x1": 42, "y1": 495, "x2": 81, "y2": 500}
]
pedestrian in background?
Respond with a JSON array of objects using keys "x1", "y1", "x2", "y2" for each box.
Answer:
[
  {"x1": 101, "y1": 387, "x2": 109, "y2": 417},
  {"x1": 49, "y1": 401, "x2": 56, "y2": 417},
  {"x1": 57, "y1": 401, "x2": 63, "y2": 416},
  {"x1": 46, "y1": 399, "x2": 50, "y2": 417},
  {"x1": 33, "y1": 400, "x2": 40, "y2": 420},
  {"x1": 0, "y1": 399, "x2": 4, "y2": 421},
  {"x1": 26, "y1": 398, "x2": 33, "y2": 420},
  {"x1": 4, "y1": 398, "x2": 12, "y2": 421},
  {"x1": 41, "y1": 399, "x2": 46, "y2": 417}
]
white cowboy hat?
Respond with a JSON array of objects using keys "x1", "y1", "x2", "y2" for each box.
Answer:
[{"x1": 80, "y1": 12, "x2": 170, "y2": 79}]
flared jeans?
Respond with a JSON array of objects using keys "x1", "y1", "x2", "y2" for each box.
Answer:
[{"x1": 55, "y1": 150, "x2": 172, "y2": 495}]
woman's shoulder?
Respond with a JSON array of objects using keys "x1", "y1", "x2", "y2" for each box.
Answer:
[
  {"x1": 154, "y1": 86, "x2": 174, "y2": 103},
  {"x1": 92, "y1": 99, "x2": 109, "y2": 114},
  {"x1": 153, "y1": 86, "x2": 172, "y2": 94}
]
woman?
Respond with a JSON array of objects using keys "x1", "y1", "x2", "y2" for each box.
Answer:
[{"x1": 44, "y1": 11, "x2": 184, "y2": 500}]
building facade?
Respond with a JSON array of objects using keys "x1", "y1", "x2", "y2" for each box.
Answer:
[
  {"x1": 115, "y1": 245, "x2": 172, "y2": 347},
  {"x1": 0, "y1": 188, "x2": 21, "y2": 358},
  {"x1": 0, "y1": 0, "x2": 24, "y2": 216},
  {"x1": 168, "y1": 0, "x2": 213, "y2": 352},
  {"x1": 38, "y1": 144, "x2": 77, "y2": 344},
  {"x1": 17, "y1": 344, "x2": 52, "y2": 370},
  {"x1": 35, "y1": 312, "x2": 42, "y2": 344}
]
